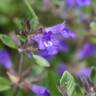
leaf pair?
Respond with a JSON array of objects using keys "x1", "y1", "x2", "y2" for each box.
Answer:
[{"x1": 32, "y1": 54, "x2": 50, "y2": 67}]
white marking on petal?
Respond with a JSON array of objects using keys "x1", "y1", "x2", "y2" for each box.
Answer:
[{"x1": 44, "y1": 41, "x2": 53, "y2": 47}]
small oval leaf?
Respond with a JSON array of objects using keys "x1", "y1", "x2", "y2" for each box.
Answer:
[
  {"x1": 32, "y1": 54, "x2": 50, "y2": 67},
  {"x1": 0, "y1": 34, "x2": 17, "y2": 49}
]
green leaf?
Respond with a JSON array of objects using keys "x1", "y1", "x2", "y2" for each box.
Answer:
[
  {"x1": 90, "y1": 67, "x2": 96, "y2": 83},
  {"x1": 0, "y1": 34, "x2": 17, "y2": 49},
  {"x1": 60, "y1": 71, "x2": 83, "y2": 96},
  {"x1": 45, "y1": 71, "x2": 61, "y2": 96},
  {"x1": 90, "y1": 21, "x2": 96, "y2": 31},
  {"x1": 32, "y1": 54, "x2": 50, "y2": 67},
  {"x1": 0, "y1": 77, "x2": 11, "y2": 91},
  {"x1": 32, "y1": 65, "x2": 45, "y2": 75}
]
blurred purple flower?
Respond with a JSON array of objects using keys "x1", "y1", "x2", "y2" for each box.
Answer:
[
  {"x1": 76, "y1": 43, "x2": 96, "y2": 60},
  {"x1": 79, "y1": 13, "x2": 91, "y2": 23},
  {"x1": 76, "y1": 0, "x2": 91, "y2": 7},
  {"x1": 31, "y1": 84, "x2": 50, "y2": 96},
  {"x1": 57, "y1": 63, "x2": 67, "y2": 75},
  {"x1": 65, "y1": 0, "x2": 77, "y2": 8},
  {"x1": 64, "y1": 0, "x2": 91, "y2": 8},
  {"x1": 0, "y1": 49, "x2": 12, "y2": 69},
  {"x1": 77, "y1": 66, "x2": 91, "y2": 80}
]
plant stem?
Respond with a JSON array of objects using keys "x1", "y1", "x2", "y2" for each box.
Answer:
[
  {"x1": 18, "y1": 53, "x2": 24, "y2": 76},
  {"x1": 24, "y1": 0, "x2": 39, "y2": 24}
]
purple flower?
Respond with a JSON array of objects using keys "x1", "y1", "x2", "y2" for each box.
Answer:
[
  {"x1": 77, "y1": 66, "x2": 91, "y2": 80},
  {"x1": 76, "y1": 43, "x2": 96, "y2": 60},
  {"x1": 32, "y1": 22, "x2": 75, "y2": 56},
  {"x1": 33, "y1": 31, "x2": 60, "y2": 55},
  {"x1": 0, "y1": 49, "x2": 12, "y2": 69},
  {"x1": 76, "y1": 0, "x2": 91, "y2": 7},
  {"x1": 31, "y1": 84, "x2": 50, "y2": 96},
  {"x1": 34, "y1": 33, "x2": 69, "y2": 56},
  {"x1": 37, "y1": 40, "x2": 69, "y2": 60},
  {"x1": 37, "y1": 38, "x2": 69, "y2": 59},
  {"x1": 57, "y1": 63, "x2": 67, "y2": 75}
]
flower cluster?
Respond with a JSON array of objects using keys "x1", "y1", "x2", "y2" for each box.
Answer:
[{"x1": 32, "y1": 22, "x2": 76, "y2": 57}]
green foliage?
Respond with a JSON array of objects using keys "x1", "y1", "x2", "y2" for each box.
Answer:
[
  {"x1": 0, "y1": 77, "x2": 11, "y2": 91},
  {"x1": 90, "y1": 21, "x2": 96, "y2": 31},
  {"x1": 60, "y1": 71, "x2": 84, "y2": 96},
  {"x1": 90, "y1": 36, "x2": 96, "y2": 44},
  {"x1": 32, "y1": 54, "x2": 50, "y2": 67},
  {"x1": 44, "y1": 71, "x2": 61, "y2": 96},
  {"x1": 13, "y1": 18, "x2": 23, "y2": 30},
  {"x1": 32, "y1": 64, "x2": 45, "y2": 75},
  {"x1": 0, "y1": 0, "x2": 14, "y2": 13},
  {"x1": 30, "y1": 18, "x2": 39, "y2": 29},
  {"x1": 24, "y1": 0, "x2": 39, "y2": 29},
  {"x1": 0, "y1": 34, "x2": 17, "y2": 49},
  {"x1": 0, "y1": 15, "x2": 10, "y2": 26},
  {"x1": 91, "y1": 67, "x2": 96, "y2": 83},
  {"x1": 0, "y1": 0, "x2": 96, "y2": 96}
]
